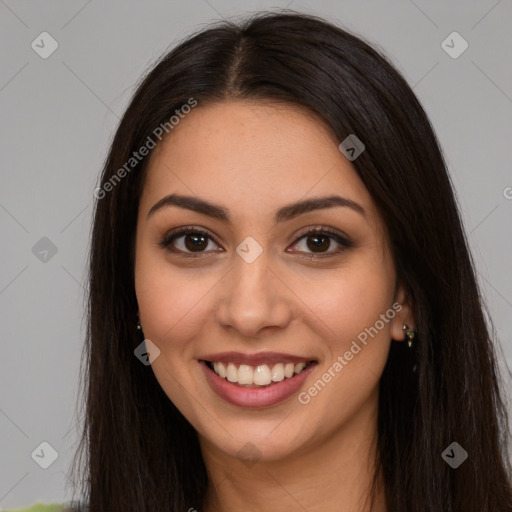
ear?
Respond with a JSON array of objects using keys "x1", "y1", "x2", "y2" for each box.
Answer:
[{"x1": 390, "y1": 282, "x2": 415, "y2": 342}]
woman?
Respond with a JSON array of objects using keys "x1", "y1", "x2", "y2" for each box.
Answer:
[{"x1": 20, "y1": 10, "x2": 512, "y2": 512}]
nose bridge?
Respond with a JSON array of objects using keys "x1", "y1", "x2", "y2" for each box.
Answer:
[
  {"x1": 216, "y1": 241, "x2": 292, "y2": 335},
  {"x1": 234, "y1": 246, "x2": 272, "y2": 297}
]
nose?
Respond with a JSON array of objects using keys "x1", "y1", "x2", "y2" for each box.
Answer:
[{"x1": 215, "y1": 249, "x2": 294, "y2": 338}]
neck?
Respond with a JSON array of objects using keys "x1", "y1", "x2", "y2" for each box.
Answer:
[{"x1": 200, "y1": 395, "x2": 386, "y2": 512}]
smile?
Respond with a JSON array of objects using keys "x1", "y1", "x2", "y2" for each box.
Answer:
[
  {"x1": 199, "y1": 356, "x2": 318, "y2": 408},
  {"x1": 205, "y1": 360, "x2": 314, "y2": 387}
]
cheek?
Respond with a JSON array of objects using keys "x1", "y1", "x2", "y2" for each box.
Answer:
[
  {"x1": 134, "y1": 252, "x2": 212, "y2": 414},
  {"x1": 305, "y1": 260, "x2": 395, "y2": 363},
  {"x1": 295, "y1": 266, "x2": 394, "y2": 422},
  {"x1": 135, "y1": 249, "x2": 217, "y2": 353}
]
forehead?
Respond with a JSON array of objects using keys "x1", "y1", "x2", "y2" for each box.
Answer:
[{"x1": 140, "y1": 100, "x2": 378, "y2": 227}]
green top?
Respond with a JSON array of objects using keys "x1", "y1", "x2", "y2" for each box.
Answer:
[{"x1": 6, "y1": 504, "x2": 71, "y2": 512}]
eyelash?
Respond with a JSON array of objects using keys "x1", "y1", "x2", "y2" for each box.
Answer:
[{"x1": 158, "y1": 225, "x2": 353, "y2": 260}]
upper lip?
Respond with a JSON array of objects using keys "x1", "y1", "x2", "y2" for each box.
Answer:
[{"x1": 199, "y1": 351, "x2": 317, "y2": 366}]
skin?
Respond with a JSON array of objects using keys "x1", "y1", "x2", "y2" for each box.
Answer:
[{"x1": 134, "y1": 100, "x2": 414, "y2": 512}]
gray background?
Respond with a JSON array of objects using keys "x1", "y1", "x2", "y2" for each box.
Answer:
[{"x1": 1, "y1": 0, "x2": 511, "y2": 508}]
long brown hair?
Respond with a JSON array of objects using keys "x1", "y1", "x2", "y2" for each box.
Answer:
[{"x1": 69, "y1": 10, "x2": 512, "y2": 511}]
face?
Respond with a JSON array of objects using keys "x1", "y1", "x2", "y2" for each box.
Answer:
[{"x1": 134, "y1": 100, "x2": 411, "y2": 465}]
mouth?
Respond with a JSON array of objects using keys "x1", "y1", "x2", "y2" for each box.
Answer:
[
  {"x1": 200, "y1": 359, "x2": 317, "y2": 388},
  {"x1": 199, "y1": 357, "x2": 318, "y2": 408}
]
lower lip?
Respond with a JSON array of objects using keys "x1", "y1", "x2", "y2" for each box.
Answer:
[{"x1": 199, "y1": 360, "x2": 317, "y2": 408}]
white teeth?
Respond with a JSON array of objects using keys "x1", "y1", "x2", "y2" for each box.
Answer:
[
  {"x1": 294, "y1": 362, "x2": 306, "y2": 374},
  {"x1": 209, "y1": 360, "x2": 312, "y2": 386},
  {"x1": 253, "y1": 364, "x2": 272, "y2": 386},
  {"x1": 284, "y1": 363, "x2": 295, "y2": 378},
  {"x1": 271, "y1": 363, "x2": 284, "y2": 382},
  {"x1": 238, "y1": 364, "x2": 253, "y2": 385},
  {"x1": 226, "y1": 363, "x2": 238, "y2": 383},
  {"x1": 217, "y1": 362, "x2": 227, "y2": 378}
]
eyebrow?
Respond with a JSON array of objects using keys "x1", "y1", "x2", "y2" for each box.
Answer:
[{"x1": 147, "y1": 193, "x2": 366, "y2": 223}]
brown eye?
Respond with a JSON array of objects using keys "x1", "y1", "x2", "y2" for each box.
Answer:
[
  {"x1": 183, "y1": 232, "x2": 209, "y2": 252},
  {"x1": 159, "y1": 228, "x2": 221, "y2": 255},
  {"x1": 289, "y1": 227, "x2": 353, "y2": 257},
  {"x1": 304, "y1": 233, "x2": 331, "y2": 252}
]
